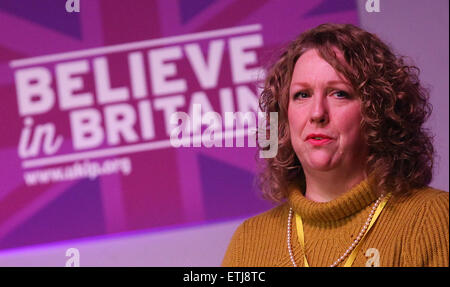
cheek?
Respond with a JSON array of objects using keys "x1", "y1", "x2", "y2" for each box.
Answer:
[
  {"x1": 287, "y1": 105, "x2": 309, "y2": 157},
  {"x1": 337, "y1": 109, "x2": 365, "y2": 146},
  {"x1": 287, "y1": 104, "x2": 306, "y2": 133}
]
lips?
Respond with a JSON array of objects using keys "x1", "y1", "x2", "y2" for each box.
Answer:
[
  {"x1": 306, "y1": 133, "x2": 332, "y2": 140},
  {"x1": 305, "y1": 133, "x2": 334, "y2": 146}
]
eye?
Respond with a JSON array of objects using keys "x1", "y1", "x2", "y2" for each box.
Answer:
[
  {"x1": 293, "y1": 91, "x2": 310, "y2": 99},
  {"x1": 332, "y1": 90, "x2": 350, "y2": 99}
]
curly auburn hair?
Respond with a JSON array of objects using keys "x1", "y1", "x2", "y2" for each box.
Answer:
[{"x1": 258, "y1": 23, "x2": 434, "y2": 202}]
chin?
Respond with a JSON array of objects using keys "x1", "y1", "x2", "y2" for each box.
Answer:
[
  {"x1": 308, "y1": 165, "x2": 335, "y2": 172},
  {"x1": 304, "y1": 157, "x2": 336, "y2": 171}
]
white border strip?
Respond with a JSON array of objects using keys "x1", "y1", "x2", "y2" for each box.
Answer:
[
  {"x1": 22, "y1": 129, "x2": 254, "y2": 169},
  {"x1": 10, "y1": 24, "x2": 262, "y2": 68}
]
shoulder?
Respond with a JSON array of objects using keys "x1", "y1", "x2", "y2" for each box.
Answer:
[
  {"x1": 230, "y1": 202, "x2": 290, "y2": 239},
  {"x1": 243, "y1": 202, "x2": 289, "y2": 226},
  {"x1": 391, "y1": 186, "x2": 448, "y2": 212},
  {"x1": 410, "y1": 186, "x2": 448, "y2": 201},
  {"x1": 221, "y1": 203, "x2": 289, "y2": 267},
  {"x1": 389, "y1": 186, "x2": 448, "y2": 237},
  {"x1": 412, "y1": 187, "x2": 448, "y2": 223},
  {"x1": 393, "y1": 187, "x2": 449, "y2": 266},
  {"x1": 385, "y1": 187, "x2": 448, "y2": 235}
]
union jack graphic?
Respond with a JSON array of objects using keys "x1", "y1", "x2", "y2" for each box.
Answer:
[{"x1": 0, "y1": 0, "x2": 358, "y2": 251}]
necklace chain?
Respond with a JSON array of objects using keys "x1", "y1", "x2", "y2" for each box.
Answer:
[{"x1": 287, "y1": 195, "x2": 384, "y2": 267}]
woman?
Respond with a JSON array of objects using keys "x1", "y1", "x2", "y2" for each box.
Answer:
[{"x1": 222, "y1": 23, "x2": 448, "y2": 267}]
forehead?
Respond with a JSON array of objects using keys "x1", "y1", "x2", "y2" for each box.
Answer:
[{"x1": 291, "y1": 49, "x2": 349, "y2": 84}]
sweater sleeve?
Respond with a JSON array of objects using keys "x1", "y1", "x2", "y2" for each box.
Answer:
[
  {"x1": 221, "y1": 222, "x2": 246, "y2": 267},
  {"x1": 414, "y1": 192, "x2": 449, "y2": 267}
]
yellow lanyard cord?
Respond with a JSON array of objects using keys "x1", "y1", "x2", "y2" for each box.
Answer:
[{"x1": 295, "y1": 193, "x2": 391, "y2": 267}]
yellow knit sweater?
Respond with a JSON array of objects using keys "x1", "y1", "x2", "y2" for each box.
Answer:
[{"x1": 222, "y1": 179, "x2": 449, "y2": 267}]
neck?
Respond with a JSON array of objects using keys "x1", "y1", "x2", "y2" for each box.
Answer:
[{"x1": 303, "y1": 168, "x2": 368, "y2": 202}]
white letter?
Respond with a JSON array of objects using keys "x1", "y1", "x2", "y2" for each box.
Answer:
[
  {"x1": 15, "y1": 67, "x2": 54, "y2": 116},
  {"x1": 153, "y1": 95, "x2": 186, "y2": 136},
  {"x1": 70, "y1": 109, "x2": 104, "y2": 150},
  {"x1": 258, "y1": 112, "x2": 278, "y2": 158},
  {"x1": 365, "y1": 0, "x2": 380, "y2": 12},
  {"x1": 66, "y1": 248, "x2": 80, "y2": 267},
  {"x1": 223, "y1": 112, "x2": 256, "y2": 147},
  {"x1": 170, "y1": 112, "x2": 191, "y2": 147},
  {"x1": 149, "y1": 46, "x2": 187, "y2": 96},
  {"x1": 138, "y1": 100, "x2": 155, "y2": 140},
  {"x1": 56, "y1": 60, "x2": 93, "y2": 110},
  {"x1": 365, "y1": 248, "x2": 380, "y2": 266},
  {"x1": 202, "y1": 112, "x2": 223, "y2": 147},
  {"x1": 18, "y1": 118, "x2": 63, "y2": 158},
  {"x1": 185, "y1": 40, "x2": 225, "y2": 89},
  {"x1": 104, "y1": 104, "x2": 139, "y2": 145},
  {"x1": 18, "y1": 117, "x2": 37, "y2": 158},
  {"x1": 65, "y1": 247, "x2": 80, "y2": 267},
  {"x1": 229, "y1": 34, "x2": 263, "y2": 84},
  {"x1": 188, "y1": 92, "x2": 214, "y2": 134},
  {"x1": 65, "y1": 0, "x2": 80, "y2": 13},
  {"x1": 129, "y1": 52, "x2": 148, "y2": 99},
  {"x1": 94, "y1": 57, "x2": 130, "y2": 104}
]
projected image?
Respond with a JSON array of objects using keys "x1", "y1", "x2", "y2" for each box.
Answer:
[{"x1": 0, "y1": 0, "x2": 447, "y2": 267}]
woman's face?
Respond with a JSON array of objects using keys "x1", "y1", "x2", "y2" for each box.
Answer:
[{"x1": 288, "y1": 49, "x2": 367, "y2": 173}]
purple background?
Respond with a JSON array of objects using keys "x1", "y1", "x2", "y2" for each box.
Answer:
[{"x1": 0, "y1": 0, "x2": 447, "y2": 266}]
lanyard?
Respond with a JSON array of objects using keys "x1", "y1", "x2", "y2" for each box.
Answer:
[{"x1": 295, "y1": 193, "x2": 391, "y2": 267}]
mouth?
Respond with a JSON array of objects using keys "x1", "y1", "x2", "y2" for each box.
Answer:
[{"x1": 305, "y1": 134, "x2": 334, "y2": 146}]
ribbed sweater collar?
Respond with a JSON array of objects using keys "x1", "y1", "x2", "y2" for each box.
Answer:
[{"x1": 287, "y1": 176, "x2": 379, "y2": 223}]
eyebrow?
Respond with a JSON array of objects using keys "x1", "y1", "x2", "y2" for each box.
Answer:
[{"x1": 290, "y1": 80, "x2": 350, "y2": 87}]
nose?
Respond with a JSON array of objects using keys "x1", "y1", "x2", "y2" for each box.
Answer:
[{"x1": 310, "y1": 94, "x2": 328, "y2": 124}]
